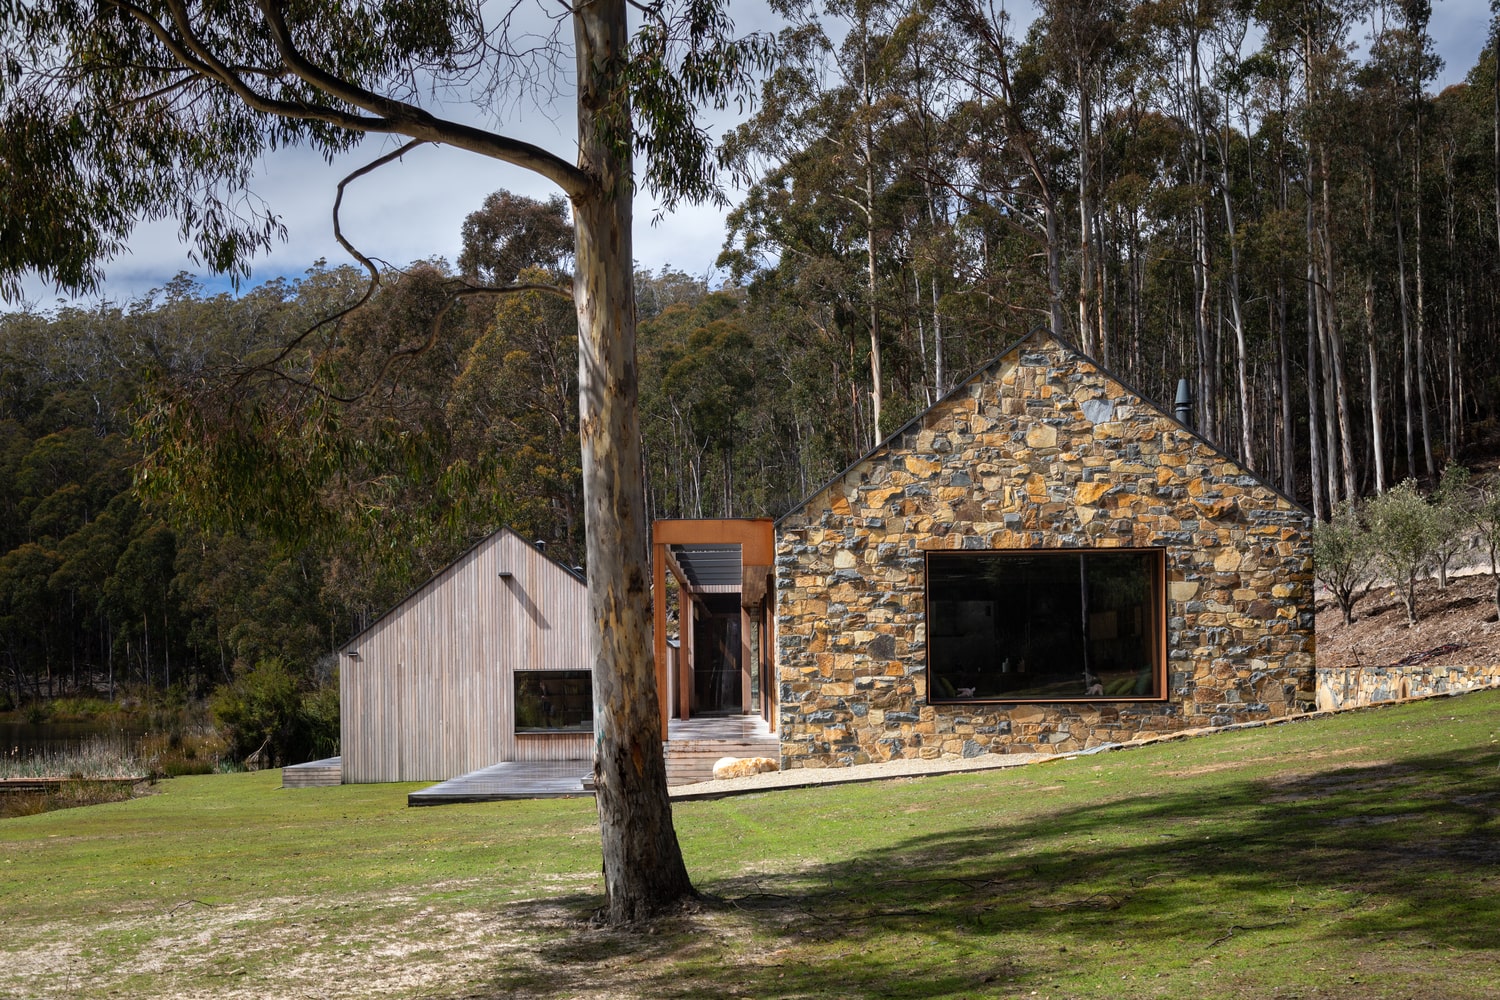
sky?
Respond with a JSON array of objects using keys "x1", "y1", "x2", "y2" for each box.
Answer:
[{"x1": 8, "y1": 0, "x2": 1495, "y2": 314}]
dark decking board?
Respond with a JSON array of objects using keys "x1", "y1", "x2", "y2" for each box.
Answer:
[{"x1": 407, "y1": 759, "x2": 593, "y2": 805}]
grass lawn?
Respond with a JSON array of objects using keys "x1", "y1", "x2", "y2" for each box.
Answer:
[{"x1": 3, "y1": 692, "x2": 1499, "y2": 999}]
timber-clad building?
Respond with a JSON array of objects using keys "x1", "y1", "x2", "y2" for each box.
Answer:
[{"x1": 339, "y1": 528, "x2": 592, "y2": 783}]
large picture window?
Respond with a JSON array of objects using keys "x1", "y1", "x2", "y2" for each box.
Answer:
[
  {"x1": 927, "y1": 549, "x2": 1165, "y2": 702},
  {"x1": 514, "y1": 670, "x2": 593, "y2": 733}
]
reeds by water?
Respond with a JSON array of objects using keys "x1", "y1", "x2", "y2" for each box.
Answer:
[{"x1": 0, "y1": 735, "x2": 148, "y2": 781}]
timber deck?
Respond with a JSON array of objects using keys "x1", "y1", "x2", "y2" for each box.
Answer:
[
  {"x1": 406, "y1": 714, "x2": 780, "y2": 804},
  {"x1": 407, "y1": 759, "x2": 592, "y2": 805},
  {"x1": 0, "y1": 776, "x2": 149, "y2": 794},
  {"x1": 282, "y1": 756, "x2": 342, "y2": 788}
]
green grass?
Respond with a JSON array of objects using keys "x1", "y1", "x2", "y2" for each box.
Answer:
[{"x1": 3, "y1": 693, "x2": 1499, "y2": 999}]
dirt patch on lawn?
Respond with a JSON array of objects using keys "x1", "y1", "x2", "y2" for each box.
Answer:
[{"x1": 1316, "y1": 571, "x2": 1500, "y2": 668}]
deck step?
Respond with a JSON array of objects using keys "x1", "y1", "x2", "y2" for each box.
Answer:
[
  {"x1": 664, "y1": 740, "x2": 779, "y2": 786},
  {"x1": 282, "y1": 757, "x2": 342, "y2": 788}
]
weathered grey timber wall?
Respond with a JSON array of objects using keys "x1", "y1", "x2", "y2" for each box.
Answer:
[
  {"x1": 1316, "y1": 664, "x2": 1500, "y2": 711},
  {"x1": 774, "y1": 331, "x2": 1316, "y2": 768},
  {"x1": 340, "y1": 529, "x2": 592, "y2": 782}
]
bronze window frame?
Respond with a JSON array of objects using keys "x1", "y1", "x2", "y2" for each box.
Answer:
[{"x1": 925, "y1": 547, "x2": 1168, "y2": 704}]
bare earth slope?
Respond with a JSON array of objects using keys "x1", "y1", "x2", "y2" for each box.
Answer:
[{"x1": 1316, "y1": 568, "x2": 1500, "y2": 668}]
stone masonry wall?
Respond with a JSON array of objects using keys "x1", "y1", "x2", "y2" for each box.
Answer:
[
  {"x1": 1316, "y1": 664, "x2": 1500, "y2": 711},
  {"x1": 774, "y1": 333, "x2": 1316, "y2": 768}
]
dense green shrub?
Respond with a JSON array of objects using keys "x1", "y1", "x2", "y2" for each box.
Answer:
[
  {"x1": 210, "y1": 659, "x2": 339, "y2": 767},
  {"x1": 211, "y1": 659, "x2": 305, "y2": 766},
  {"x1": 300, "y1": 678, "x2": 340, "y2": 760}
]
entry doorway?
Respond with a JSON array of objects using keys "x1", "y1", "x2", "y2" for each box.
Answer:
[{"x1": 692, "y1": 593, "x2": 742, "y2": 715}]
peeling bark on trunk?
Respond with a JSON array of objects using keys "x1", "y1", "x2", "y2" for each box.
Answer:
[
  {"x1": 1363, "y1": 274, "x2": 1387, "y2": 495},
  {"x1": 1396, "y1": 185, "x2": 1418, "y2": 480},
  {"x1": 574, "y1": 1, "x2": 694, "y2": 926}
]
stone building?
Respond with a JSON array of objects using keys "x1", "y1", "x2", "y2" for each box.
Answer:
[{"x1": 773, "y1": 330, "x2": 1316, "y2": 767}]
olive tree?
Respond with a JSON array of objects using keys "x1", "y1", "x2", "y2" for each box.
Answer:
[
  {"x1": 1313, "y1": 500, "x2": 1375, "y2": 625},
  {"x1": 1473, "y1": 474, "x2": 1500, "y2": 622},
  {"x1": 1430, "y1": 462, "x2": 1475, "y2": 590},
  {"x1": 0, "y1": 0, "x2": 769, "y2": 925},
  {"x1": 1364, "y1": 479, "x2": 1439, "y2": 626}
]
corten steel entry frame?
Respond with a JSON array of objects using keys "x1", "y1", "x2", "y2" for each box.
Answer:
[{"x1": 651, "y1": 518, "x2": 775, "y2": 738}]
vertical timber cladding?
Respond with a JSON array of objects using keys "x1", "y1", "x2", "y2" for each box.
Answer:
[
  {"x1": 773, "y1": 331, "x2": 1316, "y2": 768},
  {"x1": 339, "y1": 529, "x2": 592, "y2": 782}
]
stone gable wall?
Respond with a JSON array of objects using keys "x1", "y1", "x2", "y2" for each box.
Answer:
[{"x1": 773, "y1": 335, "x2": 1316, "y2": 768}]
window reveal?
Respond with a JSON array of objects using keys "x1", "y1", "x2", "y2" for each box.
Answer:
[
  {"x1": 926, "y1": 549, "x2": 1165, "y2": 702},
  {"x1": 514, "y1": 669, "x2": 593, "y2": 732}
]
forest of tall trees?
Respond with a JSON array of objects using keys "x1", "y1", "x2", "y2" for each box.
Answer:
[{"x1": 2, "y1": 0, "x2": 1498, "y2": 709}]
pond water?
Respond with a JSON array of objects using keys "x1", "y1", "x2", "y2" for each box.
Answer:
[{"x1": 1, "y1": 719, "x2": 150, "y2": 760}]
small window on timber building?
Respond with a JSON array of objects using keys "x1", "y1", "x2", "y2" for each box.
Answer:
[
  {"x1": 514, "y1": 670, "x2": 593, "y2": 733},
  {"x1": 926, "y1": 549, "x2": 1166, "y2": 703}
]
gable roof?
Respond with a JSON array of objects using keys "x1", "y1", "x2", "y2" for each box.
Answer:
[
  {"x1": 776, "y1": 325, "x2": 1309, "y2": 526},
  {"x1": 340, "y1": 526, "x2": 586, "y2": 651}
]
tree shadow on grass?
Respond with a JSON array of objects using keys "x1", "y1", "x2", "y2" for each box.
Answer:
[{"x1": 469, "y1": 745, "x2": 1500, "y2": 999}]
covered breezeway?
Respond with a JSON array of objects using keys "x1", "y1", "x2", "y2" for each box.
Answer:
[{"x1": 651, "y1": 519, "x2": 777, "y2": 738}]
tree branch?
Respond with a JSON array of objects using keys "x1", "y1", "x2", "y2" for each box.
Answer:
[
  {"x1": 106, "y1": 0, "x2": 592, "y2": 198},
  {"x1": 255, "y1": 0, "x2": 591, "y2": 196}
]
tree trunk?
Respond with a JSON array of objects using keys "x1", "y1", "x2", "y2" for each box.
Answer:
[
  {"x1": 573, "y1": 1, "x2": 694, "y2": 925},
  {"x1": 1396, "y1": 185, "x2": 1417, "y2": 479},
  {"x1": 1363, "y1": 274, "x2": 1388, "y2": 494},
  {"x1": 1220, "y1": 147, "x2": 1251, "y2": 468},
  {"x1": 1318, "y1": 154, "x2": 1355, "y2": 503},
  {"x1": 1413, "y1": 153, "x2": 1435, "y2": 478},
  {"x1": 1277, "y1": 281, "x2": 1295, "y2": 495},
  {"x1": 1076, "y1": 57, "x2": 1097, "y2": 357},
  {"x1": 862, "y1": 19, "x2": 883, "y2": 446},
  {"x1": 1306, "y1": 191, "x2": 1326, "y2": 521},
  {"x1": 1045, "y1": 199, "x2": 1066, "y2": 338}
]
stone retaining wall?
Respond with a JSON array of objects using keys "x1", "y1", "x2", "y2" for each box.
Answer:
[
  {"x1": 774, "y1": 332, "x2": 1316, "y2": 768},
  {"x1": 1316, "y1": 664, "x2": 1500, "y2": 711}
]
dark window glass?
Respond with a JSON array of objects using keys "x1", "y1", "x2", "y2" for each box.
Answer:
[
  {"x1": 514, "y1": 670, "x2": 593, "y2": 732},
  {"x1": 927, "y1": 549, "x2": 1164, "y2": 702}
]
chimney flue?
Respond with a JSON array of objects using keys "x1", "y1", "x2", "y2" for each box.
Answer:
[
  {"x1": 534, "y1": 539, "x2": 547, "y2": 554},
  {"x1": 1174, "y1": 378, "x2": 1193, "y2": 429}
]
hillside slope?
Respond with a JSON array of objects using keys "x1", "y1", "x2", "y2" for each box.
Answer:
[{"x1": 1316, "y1": 568, "x2": 1500, "y2": 668}]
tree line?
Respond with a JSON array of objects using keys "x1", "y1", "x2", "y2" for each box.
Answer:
[
  {"x1": 713, "y1": 0, "x2": 1500, "y2": 523},
  {"x1": 5, "y1": 0, "x2": 1500, "y2": 723}
]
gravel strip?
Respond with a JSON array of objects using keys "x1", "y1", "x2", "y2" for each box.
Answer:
[{"x1": 668, "y1": 749, "x2": 1055, "y2": 801}]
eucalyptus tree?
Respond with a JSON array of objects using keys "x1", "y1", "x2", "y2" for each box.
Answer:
[
  {"x1": 1033, "y1": 0, "x2": 1129, "y2": 360},
  {"x1": 0, "y1": 0, "x2": 770, "y2": 924},
  {"x1": 938, "y1": 0, "x2": 1071, "y2": 343},
  {"x1": 723, "y1": 0, "x2": 928, "y2": 447}
]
